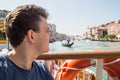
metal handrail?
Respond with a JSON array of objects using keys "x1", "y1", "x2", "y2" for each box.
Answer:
[{"x1": 37, "y1": 50, "x2": 120, "y2": 60}]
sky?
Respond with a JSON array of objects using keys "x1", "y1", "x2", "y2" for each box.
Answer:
[{"x1": 0, "y1": 0, "x2": 120, "y2": 35}]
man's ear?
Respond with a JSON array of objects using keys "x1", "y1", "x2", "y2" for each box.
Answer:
[{"x1": 27, "y1": 30, "x2": 35, "y2": 43}]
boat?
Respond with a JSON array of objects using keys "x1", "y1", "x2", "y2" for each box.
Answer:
[
  {"x1": 0, "y1": 22, "x2": 7, "y2": 44},
  {"x1": 62, "y1": 39, "x2": 74, "y2": 47},
  {"x1": 49, "y1": 38, "x2": 56, "y2": 43},
  {"x1": 85, "y1": 38, "x2": 91, "y2": 42},
  {"x1": 0, "y1": 39, "x2": 7, "y2": 43}
]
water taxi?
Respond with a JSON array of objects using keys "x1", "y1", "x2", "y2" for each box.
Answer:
[{"x1": 0, "y1": 22, "x2": 7, "y2": 44}]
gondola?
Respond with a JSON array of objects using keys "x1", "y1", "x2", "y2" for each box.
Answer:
[{"x1": 62, "y1": 39, "x2": 74, "y2": 47}]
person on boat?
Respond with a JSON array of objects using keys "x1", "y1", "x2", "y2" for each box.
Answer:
[
  {"x1": 67, "y1": 39, "x2": 70, "y2": 45},
  {"x1": 0, "y1": 4, "x2": 54, "y2": 80}
]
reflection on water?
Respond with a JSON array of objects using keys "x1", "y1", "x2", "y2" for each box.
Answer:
[{"x1": 49, "y1": 40, "x2": 120, "y2": 51}]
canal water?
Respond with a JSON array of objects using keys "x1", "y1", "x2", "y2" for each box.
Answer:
[
  {"x1": 1, "y1": 40, "x2": 120, "y2": 51},
  {"x1": 49, "y1": 40, "x2": 120, "y2": 51}
]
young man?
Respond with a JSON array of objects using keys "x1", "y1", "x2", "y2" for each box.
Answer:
[{"x1": 0, "y1": 4, "x2": 54, "y2": 80}]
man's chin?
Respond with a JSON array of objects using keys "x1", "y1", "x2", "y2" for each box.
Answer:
[{"x1": 41, "y1": 49, "x2": 49, "y2": 54}]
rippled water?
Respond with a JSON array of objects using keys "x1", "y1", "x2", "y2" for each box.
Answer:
[
  {"x1": 50, "y1": 40, "x2": 120, "y2": 52},
  {"x1": 1, "y1": 40, "x2": 120, "y2": 51}
]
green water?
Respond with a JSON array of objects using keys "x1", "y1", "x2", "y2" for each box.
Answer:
[
  {"x1": 50, "y1": 40, "x2": 120, "y2": 51},
  {"x1": 49, "y1": 40, "x2": 120, "y2": 80}
]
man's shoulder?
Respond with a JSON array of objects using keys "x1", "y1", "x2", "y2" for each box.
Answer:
[
  {"x1": 0, "y1": 53, "x2": 8, "y2": 60},
  {"x1": 0, "y1": 53, "x2": 8, "y2": 73},
  {"x1": 0, "y1": 53, "x2": 8, "y2": 68},
  {"x1": 33, "y1": 60, "x2": 48, "y2": 72},
  {"x1": 34, "y1": 60, "x2": 45, "y2": 68},
  {"x1": 34, "y1": 60, "x2": 54, "y2": 80}
]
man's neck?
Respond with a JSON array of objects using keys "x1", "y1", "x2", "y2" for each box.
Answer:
[{"x1": 8, "y1": 49, "x2": 37, "y2": 70}]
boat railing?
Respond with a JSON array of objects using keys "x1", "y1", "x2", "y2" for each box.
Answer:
[{"x1": 37, "y1": 50, "x2": 120, "y2": 80}]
